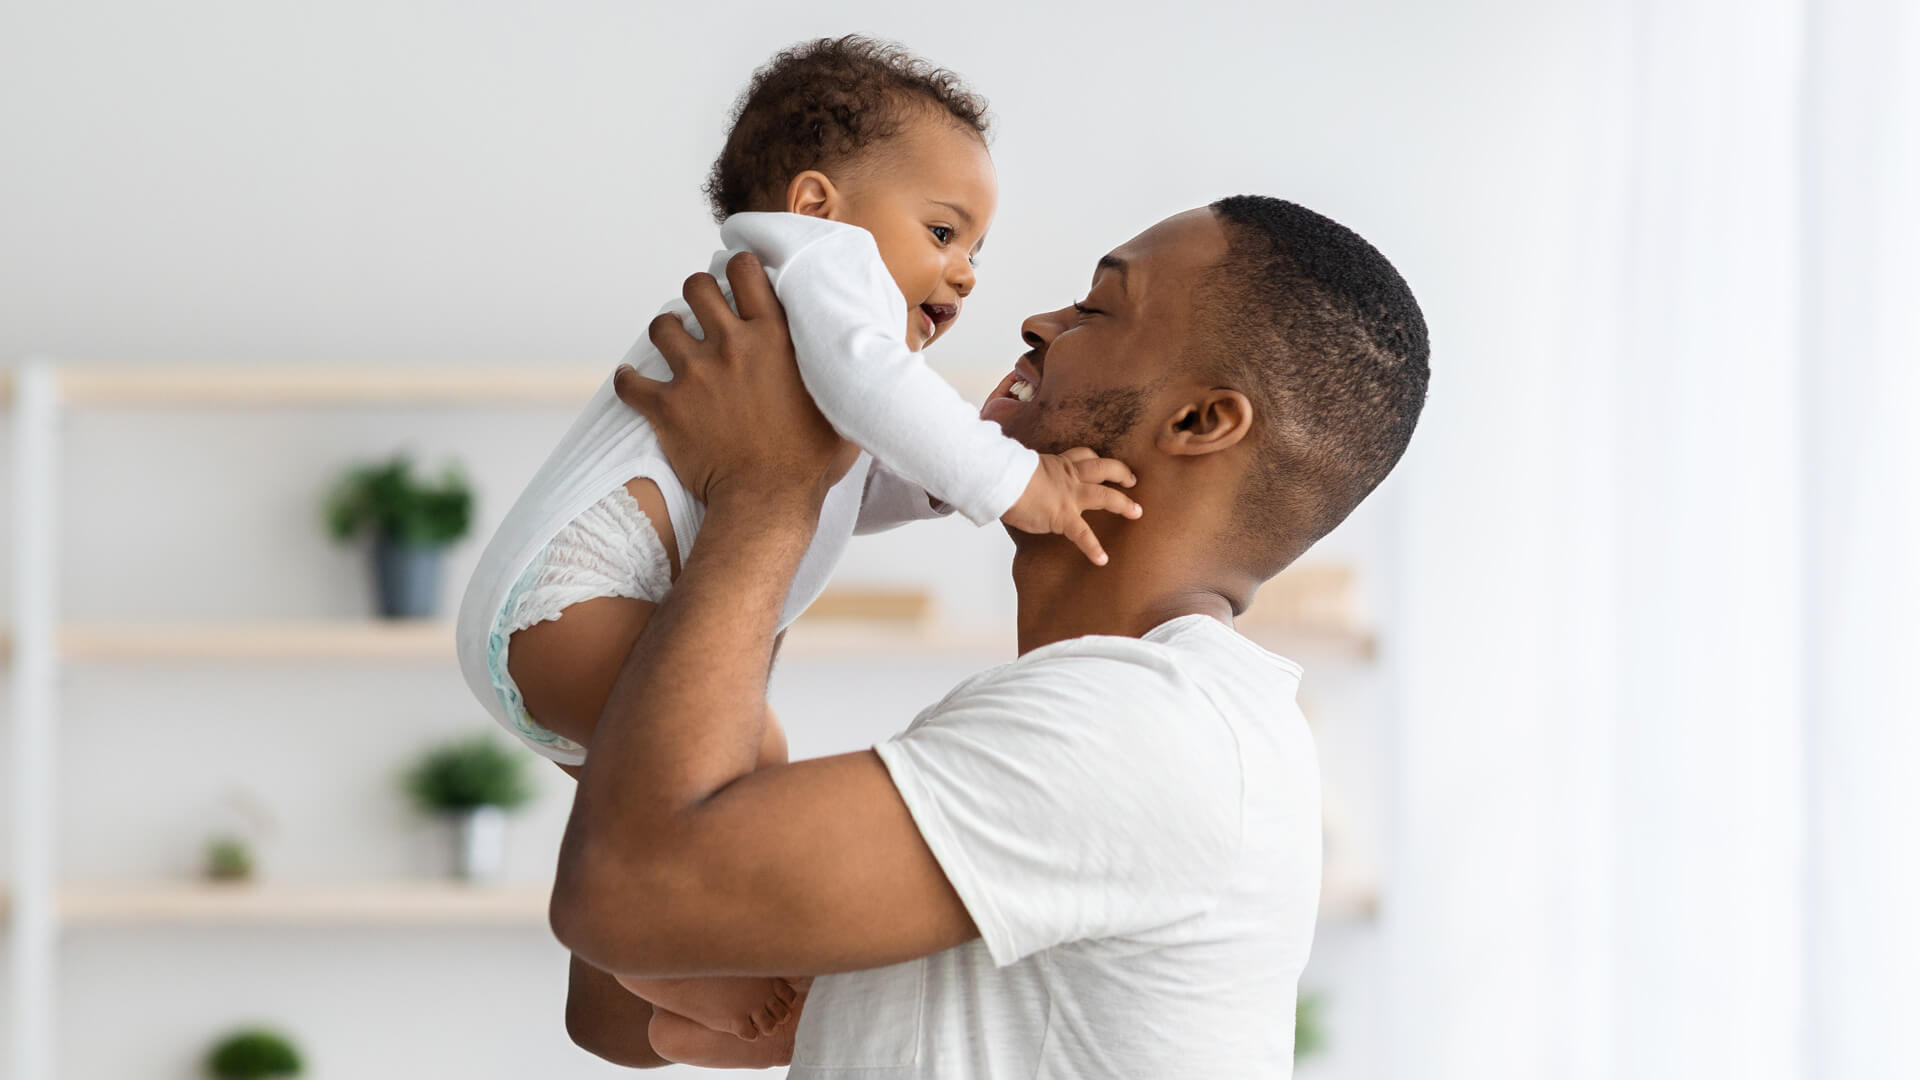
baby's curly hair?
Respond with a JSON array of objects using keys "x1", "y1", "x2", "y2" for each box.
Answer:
[{"x1": 704, "y1": 35, "x2": 991, "y2": 222}]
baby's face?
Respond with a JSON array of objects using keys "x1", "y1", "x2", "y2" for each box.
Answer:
[{"x1": 831, "y1": 118, "x2": 997, "y2": 352}]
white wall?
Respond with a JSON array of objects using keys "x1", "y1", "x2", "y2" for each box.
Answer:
[{"x1": 0, "y1": 1, "x2": 1609, "y2": 1077}]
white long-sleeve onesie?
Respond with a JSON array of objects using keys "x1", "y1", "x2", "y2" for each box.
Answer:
[{"x1": 454, "y1": 213, "x2": 1039, "y2": 764}]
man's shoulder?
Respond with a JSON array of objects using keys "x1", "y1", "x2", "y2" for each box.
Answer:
[
  {"x1": 911, "y1": 623, "x2": 1234, "y2": 737},
  {"x1": 1002, "y1": 615, "x2": 1298, "y2": 691}
]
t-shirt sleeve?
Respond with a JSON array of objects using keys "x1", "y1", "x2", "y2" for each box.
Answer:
[
  {"x1": 854, "y1": 462, "x2": 953, "y2": 535},
  {"x1": 872, "y1": 648, "x2": 1246, "y2": 966},
  {"x1": 753, "y1": 224, "x2": 1039, "y2": 526}
]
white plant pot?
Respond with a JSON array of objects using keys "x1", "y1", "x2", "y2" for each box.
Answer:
[{"x1": 452, "y1": 805, "x2": 507, "y2": 882}]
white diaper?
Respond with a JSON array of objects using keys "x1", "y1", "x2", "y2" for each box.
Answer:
[{"x1": 483, "y1": 484, "x2": 674, "y2": 764}]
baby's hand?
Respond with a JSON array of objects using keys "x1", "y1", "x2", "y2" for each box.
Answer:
[{"x1": 1001, "y1": 448, "x2": 1142, "y2": 566}]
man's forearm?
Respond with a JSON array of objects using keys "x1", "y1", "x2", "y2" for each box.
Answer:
[
  {"x1": 555, "y1": 488, "x2": 817, "y2": 895},
  {"x1": 566, "y1": 953, "x2": 669, "y2": 1068}
]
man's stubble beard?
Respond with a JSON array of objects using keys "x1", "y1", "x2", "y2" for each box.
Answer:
[{"x1": 1017, "y1": 386, "x2": 1152, "y2": 461}]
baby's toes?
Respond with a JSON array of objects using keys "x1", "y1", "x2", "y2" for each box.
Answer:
[
  {"x1": 729, "y1": 1016, "x2": 762, "y2": 1042},
  {"x1": 771, "y1": 979, "x2": 798, "y2": 1006},
  {"x1": 751, "y1": 1004, "x2": 782, "y2": 1036}
]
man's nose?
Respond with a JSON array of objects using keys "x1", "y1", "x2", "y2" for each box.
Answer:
[{"x1": 1020, "y1": 306, "x2": 1074, "y2": 354}]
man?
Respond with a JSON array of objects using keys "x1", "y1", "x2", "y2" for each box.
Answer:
[{"x1": 550, "y1": 196, "x2": 1429, "y2": 1076}]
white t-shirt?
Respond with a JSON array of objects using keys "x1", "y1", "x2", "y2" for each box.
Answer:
[
  {"x1": 790, "y1": 614, "x2": 1322, "y2": 1079},
  {"x1": 454, "y1": 213, "x2": 1037, "y2": 757}
]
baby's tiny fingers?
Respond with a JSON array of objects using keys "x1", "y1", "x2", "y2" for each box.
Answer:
[
  {"x1": 1058, "y1": 446, "x2": 1099, "y2": 463},
  {"x1": 1085, "y1": 486, "x2": 1143, "y2": 519},
  {"x1": 1066, "y1": 518, "x2": 1110, "y2": 566},
  {"x1": 1074, "y1": 456, "x2": 1137, "y2": 488}
]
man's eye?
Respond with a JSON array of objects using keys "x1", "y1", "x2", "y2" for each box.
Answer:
[
  {"x1": 1073, "y1": 301, "x2": 1103, "y2": 317},
  {"x1": 930, "y1": 225, "x2": 954, "y2": 244}
]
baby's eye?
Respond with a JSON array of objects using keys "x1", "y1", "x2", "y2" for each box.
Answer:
[{"x1": 929, "y1": 225, "x2": 954, "y2": 245}]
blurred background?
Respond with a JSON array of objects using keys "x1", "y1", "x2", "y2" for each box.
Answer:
[{"x1": 2, "y1": 0, "x2": 1914, "y2": 1077}]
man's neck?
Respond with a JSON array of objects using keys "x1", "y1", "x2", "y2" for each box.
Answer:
[{"x1": 1010, "y1": 543, "x2": 1237, "y2": 655}]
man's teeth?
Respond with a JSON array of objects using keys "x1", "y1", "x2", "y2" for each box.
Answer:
[{"x1": 1009, "y1": 379, "x2": 1034, "y2": 402}]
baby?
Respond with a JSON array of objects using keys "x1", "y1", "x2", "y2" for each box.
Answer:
[{"x1": 452, "y1": 36, "x2": 1139, "y2": 1064}]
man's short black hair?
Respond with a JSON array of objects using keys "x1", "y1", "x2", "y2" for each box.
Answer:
[
  {"x1": 1198, "y1": 195, "x2": 1429, "y2": 567},
  {"x1": 704, "y1": 35, "x2": 991, "y2": 222}
]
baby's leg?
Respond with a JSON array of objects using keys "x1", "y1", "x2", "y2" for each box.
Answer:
[{"x1": 507, "y1": 477, "x2": 679, "y2": 751}]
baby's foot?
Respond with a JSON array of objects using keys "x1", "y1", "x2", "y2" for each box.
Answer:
[
  {"x1": 617, "y1": 975, "x2": 796, "y2": 1040},
  {"x1": 649, "y1": 1002, "x2": 800, "y2": 1068}
]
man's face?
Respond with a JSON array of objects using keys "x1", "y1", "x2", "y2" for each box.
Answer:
[{"x1": 981, "y1": 208, "x2": 1229, "y2": 459}]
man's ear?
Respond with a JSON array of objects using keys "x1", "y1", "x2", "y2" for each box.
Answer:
[
  {"x1": 1156, "y1": 388, "x2": 1255, "y2": 458},
  {"x1": 785, "y1": 171, "x2": 841, "y2": 219}
]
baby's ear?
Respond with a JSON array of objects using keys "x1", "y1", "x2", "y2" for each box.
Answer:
[{"x1": 785, "y1": 171, "x2": 840, "y2": 219}]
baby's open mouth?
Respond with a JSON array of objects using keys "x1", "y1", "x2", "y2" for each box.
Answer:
[{"x1": 921, "y1": 303, "x2": 957, "y2": 331}]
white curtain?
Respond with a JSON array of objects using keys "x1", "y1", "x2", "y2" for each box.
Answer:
[{"x1": 1384, "y1": 0, "x2": 1919, "y2": 1077}]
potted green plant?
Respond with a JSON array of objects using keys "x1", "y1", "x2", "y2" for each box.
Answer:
[
  {"x1": 1295, "y1": 991, "x2": 1327, "y2": 1061},
  {"x1": 324, "y1": 453, "x2": 473, "y2": 618},
  {"x1": 204, "y1": 834, "x2": 254, "y2": 882},
  {"x1": 202, "y1": 786, "x2": 277, "y2": 884},
  {"x1": 205, "y1": 1027, "x2": 302, "y2": 1079},
  {"x1": 403, "y1": 734, "x2": 536, "y2": 882}
]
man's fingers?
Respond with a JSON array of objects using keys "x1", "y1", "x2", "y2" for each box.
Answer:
[
  {"x1": 611, "y1": 364, "x2": 667, "y2": 422},
  {"x1": 1066, "y1": 518, "x2": 1110, "y2": 566},
  {"x1": 725, "y1": 251, "x2": 784, "y2": 323},
  {"x1": 646, "y1": 312, "x2": 695, "y2": 376},
  {"x1": 680, "y1": 271, "x2": 734, "y2": 338}
]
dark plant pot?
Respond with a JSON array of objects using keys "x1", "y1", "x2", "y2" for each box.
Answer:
[{"x1": 372, "y1": 536, "x2": 445, "y2": 618}]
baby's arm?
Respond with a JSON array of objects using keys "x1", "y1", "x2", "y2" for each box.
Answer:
[{"x1": 728, "y1": 222, "x2": 1039, "y2": 526}]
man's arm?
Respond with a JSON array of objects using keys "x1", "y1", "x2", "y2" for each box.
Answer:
[
  {"x1": 564, "y1": 953, "x2": 670, "y2": 1068},
  {"x1": 553, "y1": 761, "x2": 669, "y2": 1068},
  {"x1": 548, "y1": 255, "x2": 978, "y2": 980}
]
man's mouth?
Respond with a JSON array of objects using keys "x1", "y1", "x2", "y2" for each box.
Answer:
[{"x1": 981, "y1": 357, "x2": 1041, "y2": 421}]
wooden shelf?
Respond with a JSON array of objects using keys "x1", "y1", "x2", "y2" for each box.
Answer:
[
  {"x1": 0, "y1": 362, "x2": 1012, "y2": 408},
  {"x1": 1319, "y1": 865, "x2": 1381, "y2": 922},
  {"x1": 0, "y1": 873, "x2": 1375, "y2": 928},
  {"x1": 48, "y1": 619, "x2": 457, "y2": 662},
  {"x1": 0, "y1": 617, "x2": 1369, "y2": 664},
  {"x1": 0, "y1": 579, "x2": 1376, "y2": 664},
  {"x1": 36, "y1": 881, "x2": 552, "y2": 928},
  {"x1": 27, "y1": 364, "x2": 614, "y2": 406}
]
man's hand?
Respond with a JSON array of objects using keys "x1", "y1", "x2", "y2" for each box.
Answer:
[
  {"x1": 552, "y1": 252, "x2": 978, "y2": 987},
  {"x1": 614, "y1": 251, "x2": 860, "y2": 513}
]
